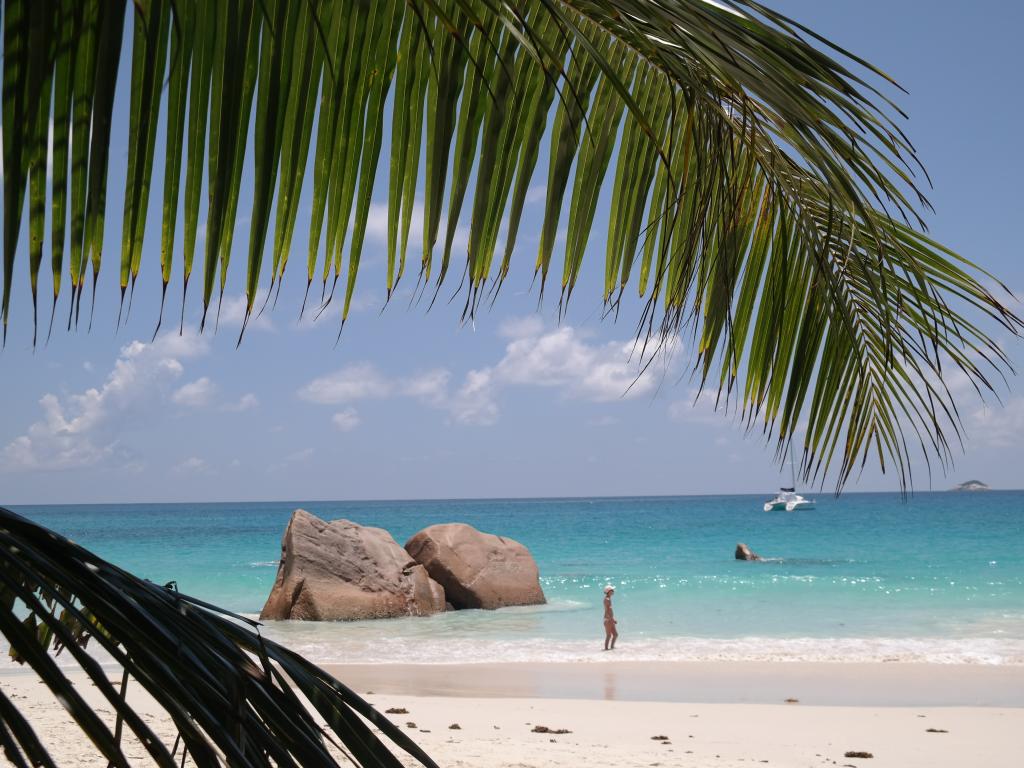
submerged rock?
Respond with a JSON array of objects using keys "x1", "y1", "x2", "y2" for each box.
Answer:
[
  {"x1": 405, "y1": 523, "x2": 546, "y2": 610},
  {"x1": 260, "y1": 509, "x2": 445, "y2": 621},
  {"x1": 735, "y1": 542, "x2": 763, "y2": 561}
]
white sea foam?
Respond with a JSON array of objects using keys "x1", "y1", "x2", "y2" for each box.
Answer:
[
  {"x1": 4, "y1": 629, "x2": 1022, "y2": 672},
  {"x1": 253, "y1": 627, "x2": 1024, "y2": 667}
]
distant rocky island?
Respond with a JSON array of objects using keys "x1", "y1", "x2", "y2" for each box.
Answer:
[{"x1": 951, "y1": 480, "x2": 990, "y2": 492}]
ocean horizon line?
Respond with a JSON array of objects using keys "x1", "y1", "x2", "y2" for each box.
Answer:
[{"x1": 8, "y1": 486, "x2": 1024, "y2": 510}]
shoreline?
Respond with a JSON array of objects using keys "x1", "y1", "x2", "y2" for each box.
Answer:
[
  {"x1": 321, "y1": 660, "x2": 1024, "y2": 707},
  {"x1": 4, "y1": 657, "x2": 1022, "y2": 707}
]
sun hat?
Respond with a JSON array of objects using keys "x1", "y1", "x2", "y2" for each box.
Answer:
[{"x1": 603, "y1": 584, "x2": 615, "y2": 593}]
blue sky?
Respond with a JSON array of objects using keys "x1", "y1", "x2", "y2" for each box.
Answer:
[{"x1": 1, "y1": 1, "x2": 1022, "y2": 504}]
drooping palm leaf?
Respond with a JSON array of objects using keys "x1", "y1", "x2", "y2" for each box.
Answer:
[
  {"x1": 0, "y1": 505, "x2": 439, "y2": 768},
  {"x1": 0, "y1": 0, "x2": 1021, "y2": 491}
]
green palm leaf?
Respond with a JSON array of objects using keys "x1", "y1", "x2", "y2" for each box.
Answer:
[
  {"x1": 0, "y1": 0, "x2": 1020, "y2": 489},
  {"x1": 0, "y1": 505, "x2": 439, "y2": 767}
]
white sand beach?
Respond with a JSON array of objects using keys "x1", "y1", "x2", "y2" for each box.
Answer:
[{"x1": 2, "y1": 662, "x2": 1021, "y2": 767}]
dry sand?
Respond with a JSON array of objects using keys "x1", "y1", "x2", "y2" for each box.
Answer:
[{"x1": 1, "y1": 663, "x2": 1021, "y2": 767}]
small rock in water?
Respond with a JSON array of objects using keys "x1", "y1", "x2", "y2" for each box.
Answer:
[
  {"x1": 405, "y1": 722, "x2": 417, "y2": 729},
  {"x1": 448, "y1": 723, "x2": 461, "y2": 730},
  {"x1": 844, "y1": 751, "x2": 873, "y2": 759},
  {"x1": 532, "y1": 725, "x2": 572, "y2": 734},
  {"x1": 735, "y1": 543, "x2": 763, "y2": 561},
  {"x1": 385, "y1": 707, "x2": 408, "y2": 714},
  {"x1": 651, "y1": 735, "x2": 670, "y2": 741},
  {"x1": 925, "y1": 728, "x2": 948, "y2": 733}
]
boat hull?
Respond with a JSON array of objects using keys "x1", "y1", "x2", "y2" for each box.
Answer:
[{"x1": 785, "y1": 499, "x2": 816, "y2": 511}]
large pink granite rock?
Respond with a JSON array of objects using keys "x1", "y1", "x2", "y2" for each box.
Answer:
[
  {"x1": 260, "y1": 509, "x2": 446, "y2": 621},
  {"x1": 404, "y1": 523, "x2": 545, "y2": 610}
]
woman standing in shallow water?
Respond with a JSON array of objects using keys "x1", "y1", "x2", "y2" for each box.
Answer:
[{"x1": 603, "y1": 585, "x2": 618, "y2": 650}]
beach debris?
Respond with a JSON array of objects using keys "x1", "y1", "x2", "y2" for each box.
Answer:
[
  {"x1": 419, "y1": 729, "x2": 431, "y2": 733},
  {"x1": 784, "y1": 698, "x2": 799, "y2": 704},
  {"x1": 405, "y1": 523, "x2": 546, "y2": 609},
  {"x1": 385, "y1": 707, "x2": 409, "y2": 714},
  {"x1": 531, "y1": 725, "x2": 572, "y2": 734},
  {"x1": 405, "y1": 722, "x2": 417, "y2": 729},
  {"x1": 735, "y1": 543, "x2": 763, "y2": 561},
  {"x1": 448, "y1": 723, "x2": 461, "y2": 730},
  {"x1": 651, "y1": 735, "x2": 670, "y2": 740},
  {"x1": 843, "y1": 751, "x2": 874, "y2": 759},
  {"x1": 260, "y1": 510, "x2": 446, "y2": 620},
  {"x1": 925, "y1": 728, "x2": 948, "y2": 733}
]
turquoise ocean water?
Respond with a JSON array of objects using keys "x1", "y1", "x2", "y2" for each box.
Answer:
[{"x1": 8, "y1": 493, "x2": 1024, "y2": 665}]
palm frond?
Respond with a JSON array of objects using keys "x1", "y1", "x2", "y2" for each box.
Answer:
[
  {"x1": 0, "y1": 0, "x2": 1021, "y2": 489},
  {"x1": 0, "y1": 505, "x2": 439, "y2": 767}
]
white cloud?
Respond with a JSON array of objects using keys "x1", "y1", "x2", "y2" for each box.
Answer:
[
  {"x1": 173, "y1": 456, "x2": 209, "y2": 474},
  {"x1": 223, "y1": 393, "x2": 259, "y2": 412},
  {"x1": 364, "y1": 201, "x2": 469, "y2": 253},
  {"x1": 298, "y1": 363, "x2": 393, "y2": 404},
  {"x1": 498, "y1": 315, "x2": 545, "y2": 340},
  {"x1": 966, "y1": 397, "x2": 1024, "y2": 449},
  {"x1": 331, "y1": 408, "x2": 361, "y2": 432},
  {"x1": 216, "y1": 294, "x2": 275, "y2": 332},
  {"x1": 447, "y1": 323, "x2": 671, "y2": 423},
  {"x1": 400, "y1": 369, "x2": 450, "y2": 407},
  {"x1": 668, "y1": 388, "x2": 731, "y2": 426},
  {"x1": 2, "y1": 331, "x2": 208, "y2": 472},
  {"x1": 296, "y1": 318, "x2": 679, "y2": 428},
  {"x1": 172, "y1": 377, "x2": 216, "y2": 407},
  {"x1": 525, "y1": 185, "x2": 547, "y2": 205},
  {"x1": 451, "y1": 369, "x2": 499, "y2": 426},
  {"x1": 299, "y1": 364, "x2": 451, "y2": 409}
]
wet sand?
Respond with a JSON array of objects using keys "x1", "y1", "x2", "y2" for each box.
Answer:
[{"x1": 322, "y1": 660, "x2": 1024, "y2": 706}]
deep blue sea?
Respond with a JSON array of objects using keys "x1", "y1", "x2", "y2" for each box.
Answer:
[{"x1": 8, "y1": 492, "x2": 1024, "y2": 665}]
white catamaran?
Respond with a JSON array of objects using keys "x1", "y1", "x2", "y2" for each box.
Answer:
[{"x1": 763, "y1": 446, "x2": 816, "y2": 512}]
